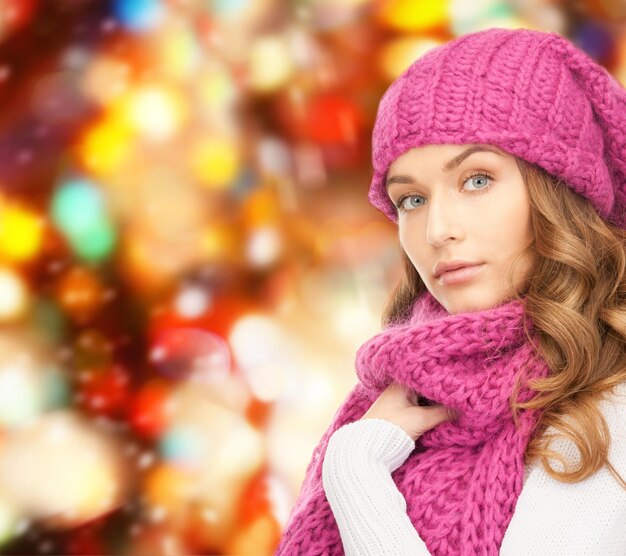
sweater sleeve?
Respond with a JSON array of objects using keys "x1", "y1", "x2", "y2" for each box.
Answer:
[
  {"x1": 322, "y1": 386, "x2": 626, "y2": 556},
  {"x1": 321, "y1": 418, "x2": 433, "y2": 556},
  {"x1": 500, "y1": 385, "x2": 626, "y2": 555}
]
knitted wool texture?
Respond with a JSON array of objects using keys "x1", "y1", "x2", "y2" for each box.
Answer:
[
  {"x1": 367, "y1": 27, "x2": 626, "y2": 228},
  {"x1": 276, "y1": 288, "x2": 551, "y2": 555}
]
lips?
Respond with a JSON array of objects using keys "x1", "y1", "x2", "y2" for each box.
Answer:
[
  {"x1": 437, "y1": 264, "x2": 485, "y2": 286},
  {"x1": 433, "y1": 261, "x2": 484, "y2": 278}
]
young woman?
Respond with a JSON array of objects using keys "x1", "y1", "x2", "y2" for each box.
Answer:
[{"x1": 275, "y1": 27, "x2": 626, "y2": 555}]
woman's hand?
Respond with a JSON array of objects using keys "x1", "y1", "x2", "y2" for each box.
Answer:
[{"x1": 361, "y1": 382, "x2": 458, "y2": 441}]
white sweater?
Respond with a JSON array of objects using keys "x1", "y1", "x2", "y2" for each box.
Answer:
[{"x1": 322, "y1": 382, "x2": 626, "y2": 555}]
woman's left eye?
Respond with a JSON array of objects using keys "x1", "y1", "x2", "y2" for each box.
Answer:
[{"x1": 462, "y1": 173, "x2": 493, "y2": 192}]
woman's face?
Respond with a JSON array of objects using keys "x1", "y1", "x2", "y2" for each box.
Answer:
[{"x1": 386, "y1": 143, "x2": 536, "y2": 314}]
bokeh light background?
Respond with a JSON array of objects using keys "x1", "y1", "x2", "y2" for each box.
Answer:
[{"x1": 0, "y1": 0, "x2": 625, "y2": 554}]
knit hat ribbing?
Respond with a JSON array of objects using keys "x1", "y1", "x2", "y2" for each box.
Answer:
[{"x1": 368, "y1": 27, "x2": 626, "y2": 229}]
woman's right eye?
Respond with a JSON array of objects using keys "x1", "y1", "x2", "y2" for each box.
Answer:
[{"x1": 396, "y1": 194, "x2": 425, "y2": 212}]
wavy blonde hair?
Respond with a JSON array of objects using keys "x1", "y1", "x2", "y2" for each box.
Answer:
[{"x1": 382, "y1": 157, "x2": 626, "y2": 489}]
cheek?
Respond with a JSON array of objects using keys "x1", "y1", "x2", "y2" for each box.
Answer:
[
  {"x1": 483, "y1": 200, "x2": 533, "y2": 263},
  {"x1": 399, "y1": 224, "x2": 429, "y2": 270},
  {"x1": 503, "y1": 204, "x2": 532, "y2": 245},
  {"x1": 489, "y1": 216, "x2": 536, "y2": 291}
]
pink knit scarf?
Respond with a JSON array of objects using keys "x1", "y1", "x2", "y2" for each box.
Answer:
[{"x1": 276, "y1": 289, "x2": 551, "y2": 555}]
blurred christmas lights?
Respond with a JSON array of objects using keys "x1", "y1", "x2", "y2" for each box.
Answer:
[{"x1": 0, "y1": 1, "x2": 622, "y2": 554}]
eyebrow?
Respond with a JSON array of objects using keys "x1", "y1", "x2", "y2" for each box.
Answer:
[{"x1": 385, "y1": 146, "x2": 505, "y2": 190}]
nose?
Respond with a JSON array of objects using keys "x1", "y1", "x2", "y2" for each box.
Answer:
[{"x1": 425, "y1": 194, "x2": 464, "y2": 247}]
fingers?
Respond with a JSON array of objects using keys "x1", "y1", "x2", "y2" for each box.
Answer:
[
  {"x1": 446, "y1": 406, "x2": 459, "y2": 422},
  {"x1": 363, "y1": 382, "x2": 459, "y2": 441},
  {"x1": 383, "y1": 383, "x2": 456, "y2": 416},
  {"x1": 420, "y1": 404, "x2": 454, "y2": 429},
  {"x1": 378, "y1": 382, "x2": 414, "y2": 407}
]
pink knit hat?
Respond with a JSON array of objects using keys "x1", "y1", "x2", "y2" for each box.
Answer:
[{"x1": 368, "y1": 27, "x2": 626, "y2": 228}]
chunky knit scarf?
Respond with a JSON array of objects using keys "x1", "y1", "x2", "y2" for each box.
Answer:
[{"x1": 275, "y1": 289, "x2": 551, "y2": 556}]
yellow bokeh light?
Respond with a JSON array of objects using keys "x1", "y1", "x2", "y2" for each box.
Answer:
[
  {"x1": 379, "y1": 36, "x2": 443, "y2": 79},
  {"x1": 190, "y1": 138, "x2": 240, "y2": 189},
  {"x1": 376, "y1": 0, "x2": 449, "y2": 31},
  {"x1": 158, "y1": 21, "x2": 200, "y2": 81},
  {"x1": 76, "y1": 461, "x2": 120, "y2": 515},
  {"x1": 0, "y1": 499, "x2": 19, "y2": 546},
  {"x1": 198, "y1": 68, "x2": 237, "y2": 112},
  {"x1": 200, "y1": 224, "x2": 238, "y2": 262},
  {"x1": 227, "y1": 514, "x2": 281, "y2": 556},
  {"x1": 79, "y1": 118, "x2": 134, "y2": 175},
  {"x1": 144, "y1": 463, "x2": 193, "y2": 510},
  {"x1": 0, "y1": 267, "x2": 29, "y2": 321},
  {"x1": 0, "y1": 201, "x2": 44, "y2": 262}
]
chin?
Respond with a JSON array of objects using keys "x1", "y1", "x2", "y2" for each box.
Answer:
[
  {"x1": 430, "y1": 273, "x2": 528, "y2": 314},
  {"x1": 436, "y1": 291, "x2": 503, "y2": 315}
]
